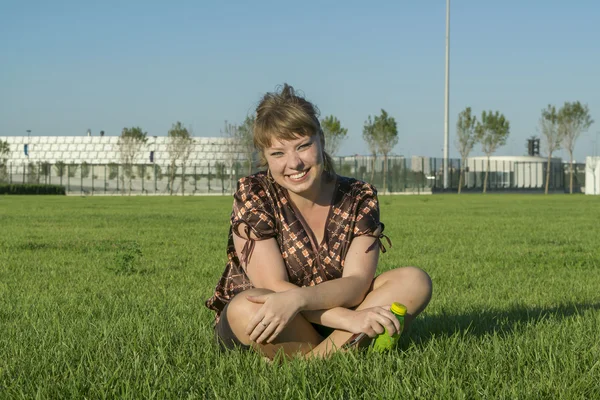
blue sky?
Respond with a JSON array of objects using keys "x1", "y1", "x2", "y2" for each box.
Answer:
[{"x1": 1, "y1": 0, "x2": 598, "y2": 161}]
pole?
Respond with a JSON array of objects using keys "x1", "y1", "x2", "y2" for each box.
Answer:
[{"x1": 443, "y1": 0, "x2": 450, "y2": 189}]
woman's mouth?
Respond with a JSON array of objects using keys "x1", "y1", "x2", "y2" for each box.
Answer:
[{"x1": 287, "y1": 169, "x2": 309, "y2": 182}]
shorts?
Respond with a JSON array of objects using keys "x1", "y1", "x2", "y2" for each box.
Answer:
[{"x1": 214, "y1": 302, "x2": 335, "y2": 351}]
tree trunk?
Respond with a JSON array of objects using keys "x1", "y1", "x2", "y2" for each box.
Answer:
[
  {"x1": 382, "y1": 153, "x2": 388, "y2": 194},
  {"x1": 169, "y1": 162, "x2": 176, "y2": 195},
  {"x1": 181, "y1": 165, "x2": 185, "y2": 196},
  {"x1": 569, "y1": 151, "x2": 574, "y2": 194},
  {"x1": 483, "y1": 156, "x2": 490, "y2": 194},
  {"x1": 545, "y1": 154, "x2": 552, "y2": 195},
  {"x1": 458, "y1": 168, "x2": 463, "y2": 194},
  {"x1": 370, "y1": 154, "x2": 376, "y2": 183}
]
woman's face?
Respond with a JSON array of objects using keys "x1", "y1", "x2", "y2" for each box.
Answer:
[{"x1": 264, "y1": 134, "x2": 324, "y2": 197}]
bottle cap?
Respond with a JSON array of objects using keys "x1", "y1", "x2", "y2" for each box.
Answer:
[{"x1": 390, "y1": 302, "x2": 407, "y2": 316}]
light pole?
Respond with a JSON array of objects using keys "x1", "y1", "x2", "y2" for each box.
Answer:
[{"x1": 443, "y1": 0, "x2": 450, "y2": 189}]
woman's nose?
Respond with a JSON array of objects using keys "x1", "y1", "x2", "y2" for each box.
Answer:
[{"x1": 288, "y1": 152, "x2": 304, "y2": 169}]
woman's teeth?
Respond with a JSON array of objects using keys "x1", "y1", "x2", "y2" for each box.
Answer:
[{"x1": 290, "y1": 171, "x2": 307, "y2": 179}]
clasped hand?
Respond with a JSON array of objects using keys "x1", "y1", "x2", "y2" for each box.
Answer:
[
  {"x1": 245, "y1": 291, "x2": 302, "y2": 344},
  {"x1": 344, "y1": 306, "x2": 401, "y2": 338}
]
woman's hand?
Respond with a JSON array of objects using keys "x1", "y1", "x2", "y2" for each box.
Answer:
[
  {"x1": 245, "y1": 290, "x2": 304, "y2": 344},
  {"x1": 343, "y1": 306, "x2": 401, "y2": 338}
]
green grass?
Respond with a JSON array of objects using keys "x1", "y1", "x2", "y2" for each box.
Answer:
[{"x1": 1, "y1": 194, "x2": 599, "y2": 399}]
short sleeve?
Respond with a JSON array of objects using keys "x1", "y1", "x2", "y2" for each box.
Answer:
[
  {"x1": 352, "y1": 183, "x2": 391, "y2": 253},
  {"x1": 231, "y1": 176, "x2": 277, "y2": 240},
  {"x1": 352, "y1": 183, "x2": 381, "y2": 237}
]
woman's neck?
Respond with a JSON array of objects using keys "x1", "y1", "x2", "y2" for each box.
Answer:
[{"x1": 287, "y1": 172, "x2": 335, "y2": 210}]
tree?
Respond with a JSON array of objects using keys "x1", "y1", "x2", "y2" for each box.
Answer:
[
  {"x1": 223, "y1": 117, "x2": 255, "y2": 176},
  {"x1": 167, "y1": 121, "x2": 194, "y2": 195},
  {"x1": 475, "y1": 111, "x2": 510, "y2": 193},
  {"x1": 538, "y1": 105, "x2": 562, "y2": 194},
  {"x1": 372, "y1": 110, "x2": 398, "y2": 194},
  {"x1": 321, "y1": 115, "x2": 348, "y2": 157},
  {"x1": 118, "y1": 126, "x2": 148, "y2": 195},
  {"x1": 455, "y1": 107, "x2": 477, "y2": 194},
  {"x1": 558, "y1": 101, "x2": 594, "y2": 194},
  {"x1": 0, "y1": 140, "x2": 9, "y2": 182},
  {"x1": 362, "y1": 115, "x2": 378, "y2": 183}
]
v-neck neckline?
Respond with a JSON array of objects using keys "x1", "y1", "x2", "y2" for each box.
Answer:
[{"x1": 283, "y1": 174, "x2": 339, "y2": 251}]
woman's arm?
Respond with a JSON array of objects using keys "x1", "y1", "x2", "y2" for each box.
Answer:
[{"x1": 234, "y1": 224, "x2": 382, "y2": 340}]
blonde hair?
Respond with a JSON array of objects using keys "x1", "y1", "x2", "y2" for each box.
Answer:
[{"x1": 253, "y1": 84, "x2": 335, "y2": 173}]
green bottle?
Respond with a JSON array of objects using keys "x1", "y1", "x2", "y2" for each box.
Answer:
[{"x1": 372, "y1": 302, "x2": 407, "y2": 352}]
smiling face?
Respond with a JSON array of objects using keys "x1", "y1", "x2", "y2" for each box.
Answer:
[{"x1": 264, "y1": 133, "x2": 325, "y2": 197}]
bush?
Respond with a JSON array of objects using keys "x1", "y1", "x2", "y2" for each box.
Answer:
[{"x1": 0, "y1": 184, "x2": 66, "y2": 195}]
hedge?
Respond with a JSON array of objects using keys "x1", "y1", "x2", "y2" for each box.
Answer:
[{"x1": 0, "y1": 184, "x2": 66, "y2": 195}]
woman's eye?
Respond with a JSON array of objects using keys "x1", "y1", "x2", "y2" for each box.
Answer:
[
  {"x1": 299, "y1": 143, "x2": 312, "y2": 150},
  {"x1": 270, "y1": 152, "x2": 283, "y2": 157}
]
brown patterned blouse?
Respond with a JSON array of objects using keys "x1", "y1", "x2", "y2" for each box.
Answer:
[{"x1": 205, "y1": 171, "x2": 389, "y2": 323}]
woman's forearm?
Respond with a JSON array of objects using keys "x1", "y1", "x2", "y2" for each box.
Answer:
[{"x1": 295, "y1": 276, "x2": 369, "y2": 312}]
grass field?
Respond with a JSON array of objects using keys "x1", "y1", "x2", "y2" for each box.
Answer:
[{"x1": 1, "y1": 194, "x2": 599, "y2": 399}]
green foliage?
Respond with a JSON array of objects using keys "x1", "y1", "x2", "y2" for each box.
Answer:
[
  {"x1": 321, "y1": 115, "x2": 348, "y2": 156},
  {"x1": 363, "y1": 110, "x2": 398, "y2": 193},
  {"x1": 54, "y1": 161, "x2": 66, "y2": 177},
  {"x1": 27, "y1": 162, "x2": 38, "y2": 183},
  {"x1": 107, "y1": 163, "x2": 119, "y2": 180},
  {"x1": 67, "y1": 163, "x2": 78, "y2": 178},
  {"x1": 455, "y1": 107, "x2": 477, "y2": 160},
  {"x1": 119, "y1": 126, "x2": 148, "y2": 144},
  {"x1": 223, "y1": 116, "x2": 256, "y2": 175},
  {"x1": 475, "y1": 110, "x2": 510, "y2": 156},
  {"x1": 558, "y1": 101, "x2": 594, "y2": 194},
  {"x1": 0, "y1": 139, "x2": 9, "y2": 159},
  {"x1": 540, "y1": 105, "x2": 561, "y2": 195},
  {"x1": 40, "y1": 162, "x2": 52, "y2": 177},
  {"x1": 80, "y1": 162, "x2": 91, "y2": 179},
  {"x1": 0, "y1": 183, "x2": 65, "y2": 194},
  {"x1": 455, "y1": 107, "x2": 478, "y2": 194}
]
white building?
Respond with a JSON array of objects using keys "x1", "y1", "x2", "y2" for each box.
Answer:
[
  {"x1": 465, "y1": 155, "x2": 563, "y2": 189},
  {"x1": 0, "y1": 135, "x2": 244, "y2": 166},
  {"x1": 585, "y1": 156, "x2": 600, "y2": 195}
]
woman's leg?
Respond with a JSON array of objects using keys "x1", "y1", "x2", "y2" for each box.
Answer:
[
  {"x1": 306, "y1": 266, "x2": 433, "y2": 358},
  {"x1": 225, "y1": 288, "x2": 323, "y2": 359}
]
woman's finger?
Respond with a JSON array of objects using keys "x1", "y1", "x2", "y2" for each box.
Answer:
[
  {"x1": 255, "y1": 322, "x2": 278, "y2": 344},
  {"x1": 245, "y1": 310, "x2": 266, "y2": 335},
  {"x1": 248, "y1": 319, "x2": 269, "y2": 341}
]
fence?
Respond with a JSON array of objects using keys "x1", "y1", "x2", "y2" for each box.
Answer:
[{"x1": 0, "y1": 157, "x2": 586, "y2": 195}]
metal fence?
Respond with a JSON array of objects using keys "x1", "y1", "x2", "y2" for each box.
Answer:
[{"x1": 0, "y1": 157, "x2": 586, "y2": 195}]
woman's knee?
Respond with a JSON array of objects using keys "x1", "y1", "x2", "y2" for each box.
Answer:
[
  {"x1": 226, "y1": 288, "x2": 274, "y2": 338},
  {"x1": 378, "y1": 266, "x2": 432, "y2": 299}
]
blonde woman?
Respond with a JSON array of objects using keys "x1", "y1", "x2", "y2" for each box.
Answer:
[{"x1": 206, "y1": 84, "x2": 432, "y2": 359}]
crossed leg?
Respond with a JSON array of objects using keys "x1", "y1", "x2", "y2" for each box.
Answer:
[{"x1": 224, "y1": 266, "x2": 433, "y2": 359}]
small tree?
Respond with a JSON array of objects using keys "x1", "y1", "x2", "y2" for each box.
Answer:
[
  {"x1": 0, "y1": 139, "x2": 9, "y2": 182},
  {"x1": 167, "y1": 122, "x2": 194, "y2": 195},
  {"x1": 538, "y1": 105, "x2": 562, "y2": 194},
  {"x1": 118, "y1": 126, "x2": 148, "y2": 195},
  {"x1": 223, "y1": 117, "x2": 255, "y2": 176},
  {"x1": 215, "y1": 161, "x2": 226, "y2": 193},
  {"x1": 362, "y1": 115, "x2": 378, "y2": 183},
  {"x1": 558, "y1": 101, "x2": 594, "y2": 194},
  {"x1": 372, "y1": 110, "x2": 398, "y2": 194},
  {"x1": 54, "y1": 161, "x2": 66, "y2": 186},
  {"x1": 475, "y1": 111, "x2": 510, "y2": 193},
  {"x1": 81, "y1": 161, "x2": 91, "y2": 179},
  {"x1": 321, "y1": 115, "x2": 348, "y2": 157},
  {"x1": 455, "y1": 107, "x2": 477, "y2": 194}
]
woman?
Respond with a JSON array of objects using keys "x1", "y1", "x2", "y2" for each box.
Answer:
[{"x1": 206, "y1": 84, "x2": 432, "y2": 359}]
